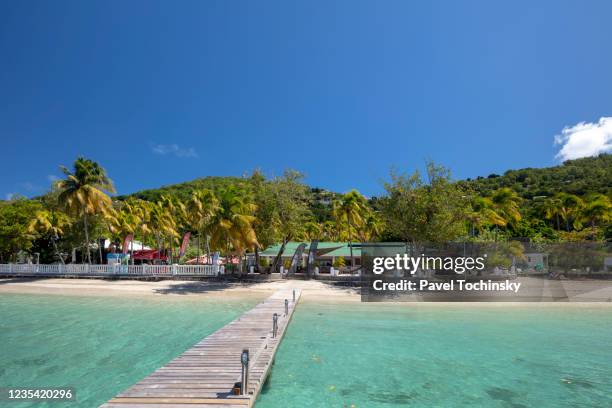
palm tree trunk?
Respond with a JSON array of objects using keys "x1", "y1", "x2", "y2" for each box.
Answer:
[
  {"x1": 197, "y1": 234, "x2": 201, "y2": 264},
  {"x1": 53, "y1": 235, "x2": 65, "y2": 265},
  {"x1": 206, "y1": 235, "x2": 211, "y2": 265},
  {"x1": 255, "y1": 246, "x2": 261, "y2": 273},
  {"x1": 271, "y1": 238, "x2": 288, "y2": 274},
  {"x1": 83, "y1": 214, "x2": 91, "y2": 264},
  {"x1": 98, "y1": 238, "x2": 103, "y2": 264},
  {"x1": 347, "y1": 213, "x2": 354, "y2": 268}
]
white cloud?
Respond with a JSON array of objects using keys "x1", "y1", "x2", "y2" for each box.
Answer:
[
  {"x1": 554, "y1": 117, "x2": 612, "y2": 161},
  {"x1": 151, "y1": 144, "x2": 198, "y2": 158}
]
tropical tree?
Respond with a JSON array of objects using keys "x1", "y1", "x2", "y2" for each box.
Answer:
[
  {"x1": 579, "y1": 193, "x2": 612, "y2": 235},
  {"x1": 28, "y1": 209, "x2": 71, "y2": 263},
  {"x1": 263, "y1": 171, "x2": 311, "y2": 273},
  {"x1": 541, "y1": 195, "x2": 564, "y2": 230},
  {"x1": 303, "y1": 221, "x2": 322, "y2": 241},
  {"x1": 0, "y1": 198, "x2": 43, "y2": 262},
  {"x1": 357, "y1": 211, "x2": 384, "y2": 242},
  {"x1": 56, "y1": 157, "x2": 115, "y2": 263},
  {"x1": 381, "y1": 163, "x2": 469, "y2": 244},
  {"x1": 556, "y1": 193, "x2": 584, "y2": 232},
  {"x1": 490, "y1": 188, "x2": 522, "y2": 228},
  {"x1": 332, "y1": 190, "x2": 369, "y2": 267},
  {"x1": 466, "y1": 196, "x2": 505, "y2": 236},
  {"x1": 209, "y1": 186, "x2": 259, "y2": 261},
  {"x1": 187, "y1": 189, "x2": 220, "y2": 263},
  {"x1": 149, "y1": 198, "x2": 180, "y2": 262}
]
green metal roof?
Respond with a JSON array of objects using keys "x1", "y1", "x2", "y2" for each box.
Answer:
[{"x1": 259, "y1": 241, "x2": 360, "y2": 257}]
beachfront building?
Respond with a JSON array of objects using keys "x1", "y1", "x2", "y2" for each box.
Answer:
[
  {"x1": 524, "y1": 252, "x2": 549, "y2": 272},
  {"x1": 259, "y1": 242, "x2": 361, "y2": 272}
]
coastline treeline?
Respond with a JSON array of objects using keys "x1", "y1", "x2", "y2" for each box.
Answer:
[{"x1": 0, "y1": 155, "x2": 610, "y2": 264}]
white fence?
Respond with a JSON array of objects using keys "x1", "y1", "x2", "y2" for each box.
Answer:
[{"x1": 0, "y1": 263, "x2": 223, "y2": 277}]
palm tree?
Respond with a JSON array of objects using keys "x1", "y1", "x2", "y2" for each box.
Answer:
[
  {"x1": 28, "y1": 210, "x2": 71, "y2": 263},
  {"x1": 187, "y1": 190, "x2": 220, "y2": 263},
  {"x1": 108, "y1": 203, "x2": 139, "y2": 260},
  {"x1": 491, "y1": 188, "x2": 522, "y2": 227},
  {"x1": 579, "y1": 194, "x2": 612, "y2": 235},
  {"x1": 56, "y1": 157, "x2": 115, "y2": 263},
  {"x1": 322, "y1": 221, "x2": 339, "y2": 241},
  {"x1": 467, "y1": 196, "x2": 506, "y2": 236},
  {"x1": 556, "y1": 193, "x2": 584, "y2": 232},
  {"x1": 209, "y1": 187, "x2": 258, "y2": 264},
  {"x1": 333, "y1": 190, "x2": 368, "y2": 267},
  {"x1": 357, "y1": 211, "x2": 384, "y2": 242},
  {"x1": 303, "y1": 221, "x2": 322, "y2": 241},
  {"x1": 149, "y1": 199, "x2": 179, "y2": 263},
  {"x1": 542, "y1": 196, "x2": 564, "y2": 230}
]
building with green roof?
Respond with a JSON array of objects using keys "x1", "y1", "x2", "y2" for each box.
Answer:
[{"x1": 259, "y1": 242, "x2": 361, "y2": 270}]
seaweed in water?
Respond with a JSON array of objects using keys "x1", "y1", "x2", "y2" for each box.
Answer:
[{"x1": 486, "y1": 387, "x2": 518, "y2": 401}]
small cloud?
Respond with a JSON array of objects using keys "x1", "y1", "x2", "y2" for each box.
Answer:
[
  {"x1": 151, "y1": 143, "x2": 198, "y2": 158},
  {"x1": 554, "y1": 117, "x2": 612, "y2": 161}
]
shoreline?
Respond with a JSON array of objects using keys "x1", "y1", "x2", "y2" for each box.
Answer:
[{"x1": 1, "y1": 277, "x2": 612, "y2": 307}]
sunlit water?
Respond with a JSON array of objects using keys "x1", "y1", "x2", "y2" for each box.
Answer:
[
  {"x1": 257, "y1": 303, "x2": 612, "y2": 407},
  {"x1": 0, "y1": 293, "x2": 258, "y2": 407},
  {"x1": 2, "y1": 294, "x2": 611, "y2": 408}
]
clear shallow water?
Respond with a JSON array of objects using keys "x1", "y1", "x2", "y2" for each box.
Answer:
[
  {"x1": 0, "y1": 293, "x2": 258, "y2": 408},
  {"x1": 257, "y1": 303, "x2": 612, "y2": 408}
]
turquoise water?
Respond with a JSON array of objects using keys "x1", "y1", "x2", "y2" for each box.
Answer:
[
  {"x1": 0, "y1": 293, "x2": 258, "y2": 407},
  {"x1": 2, "y1": 295, "x2": 611, "y2": 408},
  {"x1": 257, "y1": 303, "x2": 612, "y2": 407}
]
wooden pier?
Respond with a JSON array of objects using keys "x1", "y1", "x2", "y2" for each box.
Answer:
[{"x1": 101, "y1": 289, "x2": 301, "y2": 408}]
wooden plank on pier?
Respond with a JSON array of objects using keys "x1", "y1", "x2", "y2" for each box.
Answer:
[{"x1": 101, "y1": 289, "x2": 301, "y2": 408}]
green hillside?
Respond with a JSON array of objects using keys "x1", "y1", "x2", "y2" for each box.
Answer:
[
  {"x1": 458, "y1": 154, "x2": 612, "y2": 199},
  {"x1": 122, "y1": 154, "x2": 612, "y2": 203},
  {"x1": 120, "y1": 176, "x2": 249, "y2": 202}
]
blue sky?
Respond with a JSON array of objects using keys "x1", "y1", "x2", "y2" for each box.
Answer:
[{"x1": 1, "y1": 0, "x2": 612, "y2": 199}]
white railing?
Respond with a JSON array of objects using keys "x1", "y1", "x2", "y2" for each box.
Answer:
[{"x1": 0, "y1": 263, "x2": 222, "y2": 277}]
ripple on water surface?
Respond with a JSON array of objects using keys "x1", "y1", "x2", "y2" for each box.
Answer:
[
  {"x1": 257, "y1": 303, "x2": 612, "y2": 408},
  {"x1": 0, "y1": 293, "x2": 258, "y2": 408}
]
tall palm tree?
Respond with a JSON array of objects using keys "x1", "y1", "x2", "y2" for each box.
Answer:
[
  {"x1": 542, "y1": 196, "x2": 564, "y2": 230},
  {"x1": 333, "y1": 190, "x2": 368, "y2": 267},
  {"x1": 209, "y1": 187, "x2": 258, "y2": 261},
  {"x1": 467, "y1": 196, "x2": 506, "y2": 236},
  {"x1": 491, "y1": 188, "x2": 522, "y2": 228},
  {"x1": 187, "y1": 190, "x2": 220, "y2": 263},
  {"x1": 556, "y1": 192, "x2": 584, "y2": 232},
  {"x1": 28, "y1": 210, "x2": 71, "y2": 263},
  {"x1": 579, "y1": 193, "x2": 612, "y2": 234},
  {"x1": 149, "y1": 199, "x2": 179, "y2": 263},
  {"x1": 302, "y1": 221, "x2": 322, "y2": 241},
  {"x1": 56, "y1": 157, "x2": 115, "y2": 263},
  {"x1": 357, "y1": 211, "x2": 384, "y2": 242}
]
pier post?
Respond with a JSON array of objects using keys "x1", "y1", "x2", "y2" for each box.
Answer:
[
  {"x1": 293, "y1": 289, "x2": 295, "y2": 302},
  {"x1": 272, "y1": 313, "x2": 278, "y2": 338},
  {"x1": 284, "y1": 299, "x2": 288, "y2": 316},
  {"x1": 240, "y1": 349, "x2": 249, "y2": 395}
]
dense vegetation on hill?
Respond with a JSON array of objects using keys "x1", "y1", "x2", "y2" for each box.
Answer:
[
  {"x1": 458, "y1": 154, "x2": 612, "y2": 199},
  {"x1": 0, "y1": 155, "x2": 610, "y2": 264}
]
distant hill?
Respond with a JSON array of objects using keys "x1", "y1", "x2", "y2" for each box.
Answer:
[
  {"x1": 457, "y1": 154, "x2": 612, "y2": 199},
  {"x1": 120, "y1": 154, "x2": 611, "y2": 205},
  {"x1": 118, "y1": 176, "x2": 249, "y2": 202}
]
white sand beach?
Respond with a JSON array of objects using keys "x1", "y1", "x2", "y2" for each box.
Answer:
[{"x1": 1, "y1": 277, "x2": 612, "y2": 305}]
